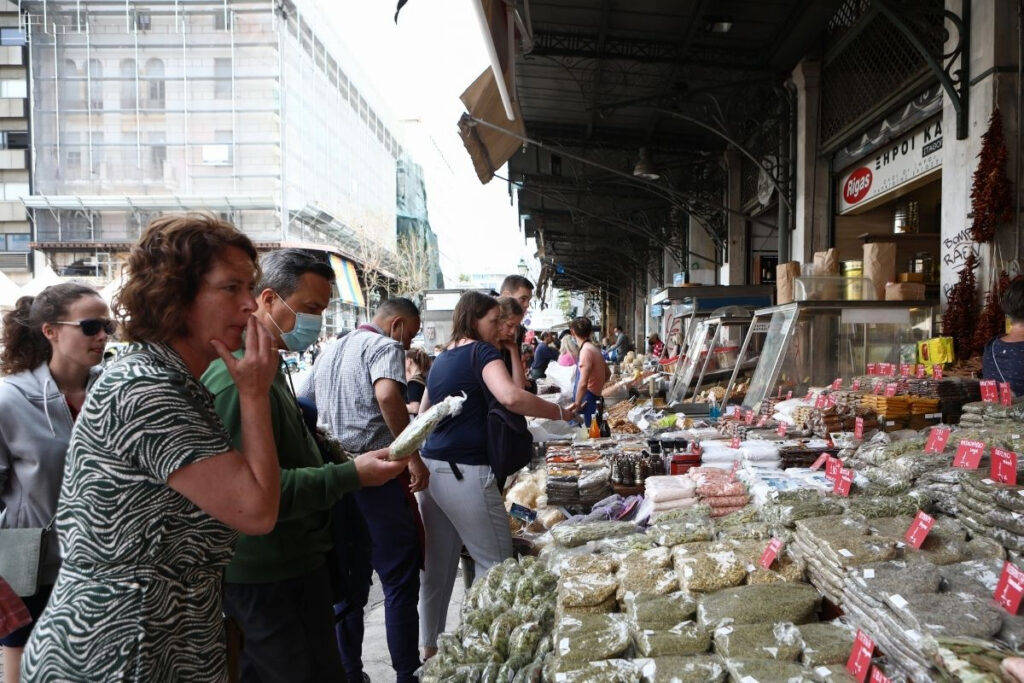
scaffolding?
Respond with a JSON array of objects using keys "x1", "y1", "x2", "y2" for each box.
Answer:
[{"x1": 21, "y1": 0, "x2": 402, "y2": 279}]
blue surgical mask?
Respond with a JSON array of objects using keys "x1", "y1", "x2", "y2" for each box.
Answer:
[{"x1": 271, "y1": 292, "x2": 322, "y2": 352}]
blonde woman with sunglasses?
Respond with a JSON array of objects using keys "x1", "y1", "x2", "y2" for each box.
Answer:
[{"x1": 0, "y1": 282, "x2": 110, "y2": 683}]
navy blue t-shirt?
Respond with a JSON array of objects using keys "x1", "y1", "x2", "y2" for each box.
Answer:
[
  {"x1": 421, "y1": 341, "x2": 503, "y2": 466},
  {"x1": 532, "y1": 342, "x2": 559, "y2": 374},
  {"x1": 983, "y1": 337, "x2": 1024, "y2": 398}
]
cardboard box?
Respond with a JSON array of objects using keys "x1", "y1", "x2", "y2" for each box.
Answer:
[{"x1": 885, "y1": 282, "x2": 926, "y2": 300}]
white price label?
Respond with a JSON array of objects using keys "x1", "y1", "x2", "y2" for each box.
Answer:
[
  {"x1": 838, "y1": 548, "x2": 854, "y2": 558},
  {"x1": 815, "y1": 666, "x2": 832, "y2": 677},
  {"x1": 982, "y1": 478, "x2": 996, "y2": 485},
  {"x1": 862, "y1": 568, "x2": 875, "y2": 578},
  {"x1": 889, "y1": 593, "x2": 908, "y2": 609},
  {"x1": 926, "y1": 413, "x2": 942, "y2": 419}
]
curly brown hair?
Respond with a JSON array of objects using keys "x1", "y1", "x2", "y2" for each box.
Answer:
[
  {"x1": 1, "y1": 283, "x2": 101, "y2": 375},
  {"x1": 115, "y1": 213, "x2": 258, "y2": 343}
]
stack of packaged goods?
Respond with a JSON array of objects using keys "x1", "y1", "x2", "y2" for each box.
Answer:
[
  {"x1": 959, "y1": 398, "x2": 1024, "y2": 429},
  {"x1": 643, "y1": 474, "x2": 698, "y2": 521},
  {"x1": 806, "y1": 405, "x2": 879, "y2": 438},
  {"x1": 904, "y1": 376, "x2": 980, "y2": 424},
  {"x1": 690, "y1": 467, "x2": 750, "y2": 518},
  {"x1": 544, "y1": 444, "x2": 580, "y2": 507},
  {"x1": 956, "y1": 470, "x2": 1024, "y2": 558},
  {"x1": 699, "y1": 440, "x2": 782, "y2": 471}
]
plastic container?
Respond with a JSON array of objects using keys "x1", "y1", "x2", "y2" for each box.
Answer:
[{"x1": 794, "y1": 276, "x2": 877, "y2": 301}]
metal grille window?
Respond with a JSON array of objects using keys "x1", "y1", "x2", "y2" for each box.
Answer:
[{"x1": 821, "y1": 6, "x2": 942, "y2": 149}]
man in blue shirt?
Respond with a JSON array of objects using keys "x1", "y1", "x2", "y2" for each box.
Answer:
[{"x1": 530, "y1": 331, "x2": 559, "y2": 379}]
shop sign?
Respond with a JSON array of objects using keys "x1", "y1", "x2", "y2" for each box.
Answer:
[{"x1": 838, "y1": 118, "x2": 942, "y2": 214}]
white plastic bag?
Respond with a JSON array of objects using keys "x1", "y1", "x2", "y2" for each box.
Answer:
[{"x1": 388, "y1": 392, "x2": 467, "y2": 460}]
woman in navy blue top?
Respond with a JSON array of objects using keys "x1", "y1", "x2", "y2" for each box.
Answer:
[
  {"x1": 416, "y1": 291, "x2": 575, "y2": 659},
  {"x1": 983, "y1": 279, "x2": 1024, "y2": 398}
]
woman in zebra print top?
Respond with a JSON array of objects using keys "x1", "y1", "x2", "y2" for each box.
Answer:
[{"x1": 22, "y1": 214, "x2": 281, "y2": 682}]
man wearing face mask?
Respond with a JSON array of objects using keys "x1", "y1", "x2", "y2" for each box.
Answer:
[
  {"x1": 201, "y1": 249, "x2": 408, "y2": 682},
  {"x1": 299, "y1": 296, "x2": 425, "y2": 683}
]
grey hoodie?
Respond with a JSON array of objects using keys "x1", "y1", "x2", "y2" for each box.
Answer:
[{"x1": 0, "y1": 362, "x2": 100, "y2": 585}]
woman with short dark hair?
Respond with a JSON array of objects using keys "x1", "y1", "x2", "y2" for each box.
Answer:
[
  {"x1": 22, "y1": 213, "x2": 281, "y2": 682},
  {"x1": 983, "y1": 278, "x2": 1024, "y2": 397},
  {"x1": 0, "y1": 282, "x2": 109, "y2": 683},
  {"x1": 416, "y1": 291, "x2": 575, "y2": 660}
]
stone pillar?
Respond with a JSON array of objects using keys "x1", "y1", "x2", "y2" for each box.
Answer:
[
  {"x1": 688, "y1": 215, "x2": 718, "y2": 284},
  {"x1": 791, "y1": 57, "x2": 831, "y2": 266},
  {"x1": 724, "y1": 151, "x2": 747, "y2": 285},
  {"x1": 941, "y1": 0, "x2": 1021, "y2": 303}
]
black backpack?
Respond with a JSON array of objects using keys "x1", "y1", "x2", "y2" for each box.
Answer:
[{"x1": 472, "y1": 343, "x2": 533, "y2": 479}]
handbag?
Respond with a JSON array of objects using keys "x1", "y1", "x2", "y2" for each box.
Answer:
[
  {"x1": 472, "y1": 344, "x2": 533, "y2": 479},
  {"x1": 0, "y1": 512, "x2": 51, "y2": 597}
]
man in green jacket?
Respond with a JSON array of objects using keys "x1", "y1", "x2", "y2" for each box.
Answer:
[{"x1": 203, "y1": 249, "x2": 407, "y2": 682}]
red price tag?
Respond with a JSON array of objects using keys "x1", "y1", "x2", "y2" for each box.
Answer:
[
  {"x1": 759, "y1": 538, "x2": 784, "y2": 569},
  {"x1": 991, "y1": 448, "x2": 1018, "y2": 485},
  {"x1": 981, "y1": 380, "x2": 999, "y2": 403},
  {"x1": 903, "y1": 510, "x2": 935, "y2": 549},
  {"x1": 785, "y1": 390, "x2": 793, "y2": 400},
  {"x1": 884, "y1": 383, "x2": 898, "y2": 397},
  {"x1": 804, "y1": 390, "x2": 813, "y2": 401},
  {"x1": 1001, "y1": 382, "x2": 1013, "y2": 407},
  {"x1": 757, "y1": 415, "x2": 768, "y2": 427},
  {"x1": 866, "y1": 363, "x2": 877, "y2": 375},
  {"x1": 924, "y1": 427, "x2": 951, "y2": 454},
  {"x1": 846, "y1": 629, "x2": 875, "y2": 682},
  {"x1": 810, "y1": 452, "x2": 829, "y2": 470},
  {"x1": 873, "y1": 382, "x2": 884, "y2": 395},
  {"x1": 730, "y1": 436, "x2": 741, "y2": 449},
  {"x1": 899, "y1": 363, "x2": 910, "y2": 378},
  {"x1": 832, "y1": 378, "x2": 843, "y2": 390},
  {"x1": 953, "y1": 439, "x2": 986, "y2": 469},
  {"x1": 854, "y1": 416, "x2": 864, "y2": 440},
  {"x1": 825, "y1": 456, "x2": 841, "y2": 481},
  {"x1": 995, "y1": 561, "x2": 1024, "y2": 614},
  {"x1": 933, "y1": 364, "x2": 943, "y2": 379},
  {"x1": 814, "y1": 393, "x2": 827, "y2": 409},
  {"x1": 777, "y1": 422, "x2": 788, "y2": 437},
  {"x1": 915, "y1": 364, "x2": 926, "y2": 379},
  {"x1": 834, "y1": 467, "x2": 854, "y2": 496},
  {"x1": 869, "y1": 667, "x2": 892, "y2": 683},
  {"x1": 852, "y1": 378, "x2": 862, "y2": 391},
  {"x1": 745, "y1": 409, "x2": 755, "y2": 425}
]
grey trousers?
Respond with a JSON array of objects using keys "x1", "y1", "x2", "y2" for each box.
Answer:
[{"x1": 417, "y1": 458, "x2": 513, "y2": 648}]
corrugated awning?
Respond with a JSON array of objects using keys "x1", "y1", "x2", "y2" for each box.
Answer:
[{"x1": 329, "y1": 254, "x2": 366, "y2": 308}]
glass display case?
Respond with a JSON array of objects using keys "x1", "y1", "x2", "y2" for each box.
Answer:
[
  {"x1": 651, "y1": 285, "x2": 774, "y2": 360},
  {"x1": 667, "y1": 315, "x2": 763, "y2": 404},
  {"x1": 726, "y1": 301, "x2": 938, "y2": 410}
]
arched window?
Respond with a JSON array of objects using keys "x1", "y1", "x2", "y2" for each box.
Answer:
[
  {"x1": 88, "y1": 59, "x2": 103, "y2": 109},
  {"x1": 145, "y1": 58, "x2": 164, "y2": 108},
  {"x1": 119, "y1": 58, "x2": 136, "y2": 109},
  {"x1": 60, "y1": 59, "x2": 82, "y2": 107}
]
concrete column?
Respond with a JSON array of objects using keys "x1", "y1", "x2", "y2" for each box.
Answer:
[
  {"x1": 941, "y1": 0, "x2": 1021, "y2": 303},
  {"x1": 724, "y1": 150, "x2": 747, "y2": 285},
  {"x1": 688, "y1": 214, "x2": 718, "y2": 284},
  {"x1": 791, "y1": 57, "x2": 831, "y2": 266}
]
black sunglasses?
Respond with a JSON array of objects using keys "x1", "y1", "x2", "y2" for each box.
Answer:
[{"x1": 56, "y1": 318, "x2": 117, "y2": 336}]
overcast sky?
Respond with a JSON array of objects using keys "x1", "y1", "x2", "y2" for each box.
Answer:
[{"x1": 310, "y1": 0, "x2": 537, "y2": 286}]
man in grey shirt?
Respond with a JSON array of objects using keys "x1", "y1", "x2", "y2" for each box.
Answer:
[{"x1": 299, "y1": 297, "x2": 424, "y2": 683}]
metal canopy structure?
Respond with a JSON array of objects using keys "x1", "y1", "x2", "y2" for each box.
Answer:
[{"x1": 503, "y1": 0, "x2": 846, "y2": 299}]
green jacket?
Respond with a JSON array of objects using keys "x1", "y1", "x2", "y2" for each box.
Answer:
[{"x1": 202, "y1": 354, "x2": 361, "y2": 583}]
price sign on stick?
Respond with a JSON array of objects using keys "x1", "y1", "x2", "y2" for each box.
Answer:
[
  {"x1": 745, "y1": 409, "x2": 755, "y2": 425},
  {"x1": 1001, "y1": 382, "x2": 1013, "y2": 407},
  {"x1": 933, "y1": 364, "x2": 943, "y2": 379},
  {"x1": 854, "y1": 417, "x2": 865, "y2": 440},
  {"x1": 815, "y1": 393, "x2": 827, "y2": 409},
  {"x1": 759, "y1": 538, "x2": 784, "y2": 569},
  {"x1": 884, "y1": 383, "x2": 898, "y2": 397},
  {"x1": 900, "y1": 364, "x2": 911, "y2": 378},
  {"x1": 916, "y1": 365, "x2": 926, "y2": 379},
  {"x1": 924, "y1": 427, "x2": 951, "y2": 454},
  {"x1": 810, "y1": 453, "x2": 829, "y2": 471},
  {"x1": 873, "y1": 382, "x2": 884, "y2": 395},
  {"x1": 729, "y1": 459, "x2": 741, "y2": 481},
  {"x1": 994, "y1": 561, "x2": 1024, "y2": 614},
  {"x1": 852, "y1": 378, "x2": 862, "y2": 391},
  {"x1": 866, "y1": 363, "x2": 877, "y2": 375},
  {"x1": 825, "y1": 456, "x2": 841, "y2": 481},
  {"x1": 834, "y1": 467, "x2": 854, "y2": 496},
  {"x1": 991, "y1": 448, "x2": 1019, "y2": 486},
  {"x1": 869, "y1": 667, "x2": 892, "y2": 683},
  {"x1": 981, "y1": 380, "x2": 999, "y2": 403},
  {"x1": 832, "y1": 378, "x2": 843, "y2": 390},
  {"x1": 953, "y1": 440, "x2": 986, "y2": 469},
  {"x1": 904, "y1": 510, "x2": 935, "y2": 549},
  {"x1": 846, "y1": 630, "x2": 875, "y2": 682},
  {"x1": 757, "y1": 415, "x2": 768, "y2": 427}
]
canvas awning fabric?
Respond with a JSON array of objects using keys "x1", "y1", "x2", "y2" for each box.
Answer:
[{"x1": 329, "y1": 254, "x2": 366, "y2": 308}]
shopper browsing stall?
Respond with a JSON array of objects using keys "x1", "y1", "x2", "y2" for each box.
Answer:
[
  {"x1": 569, "y1": 317, "x2": 610, "y2": 426},
  {"x1": 982, "y1": 278, "x2": 1024, "y2": 397}
]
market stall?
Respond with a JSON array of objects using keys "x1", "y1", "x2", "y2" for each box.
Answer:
[{"x1": 666, "y1": 315, "x2": 763, "y2": 412}]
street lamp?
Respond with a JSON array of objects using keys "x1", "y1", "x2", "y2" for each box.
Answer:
[{"x1": 517, "y1": 258, "x2": 529, "y2": 276}]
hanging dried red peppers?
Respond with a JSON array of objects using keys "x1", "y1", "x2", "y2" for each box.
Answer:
[
  {"x1": 971, "y1": 270, "x2": 1011, "y2": 357},
  {"x1": 943, "y1": 253, "x2": 978, "y2": 361},
  {"x1": 969, "y1": 108, "x2": 1014, "y2": 243}
]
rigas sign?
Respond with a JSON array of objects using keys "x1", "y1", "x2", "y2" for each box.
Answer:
[{"x1": 838, "y1": 118, "x2": 942, "y2": 214}]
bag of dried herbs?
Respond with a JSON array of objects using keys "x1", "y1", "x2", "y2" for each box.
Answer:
[
  {"x1": 713, "y1": 622, "x2": 803, "y2": 661},
  {"x1": 723, "y1": 657, "x2": 811, "y2": 682},
  {"x1": 697, "y1": 583, "x2": 821, "y2": 628},
  {"x1": 633, "y1": 620, "x2": 711, "y2": 657},
  {"x1": 637, "y1": 654, "x2": 727, "y2": 683},
  {"x1": 558, "y1": 573, "x2": 619, "y2": 609},
  {"x1": 623, "y1": 591, "x2": 698, "y2": 630},
  {"x1": 676, "y1": 550, "x2": 748, "y2": 593},
  {"x1": 552, "y1": 613, "x2": 631, "y2": 664},
  {"x1": 551, "y1": 520, "x2": 638, "y2": 548},
  {"x1": 544, "y1": 658, "x2": 641, "y2": 683},
  {"x1": 798, "y1": 622, "x2": 856, "y2": 667},
  {"x1": 615, "y1": 562, "x2": 678, "y2": 602},
  {"x1": 649, "y1": 519, "x2": 716, "y2": 546}
]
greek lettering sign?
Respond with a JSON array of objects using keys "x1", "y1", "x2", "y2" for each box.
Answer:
[{"x1": 838, "y1": 118, "x2": 942, "y2": 214}]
